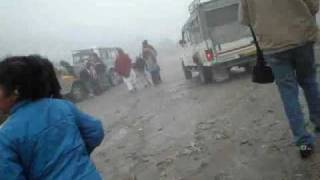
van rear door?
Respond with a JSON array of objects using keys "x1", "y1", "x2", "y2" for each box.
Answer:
[{"x1": 204, "y1": 2, "x2": 253, "y2": 62}]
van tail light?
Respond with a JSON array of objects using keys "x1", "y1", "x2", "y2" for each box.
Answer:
[{"x1": 205, "y1": 49, "x2": 214, "y2": 61}]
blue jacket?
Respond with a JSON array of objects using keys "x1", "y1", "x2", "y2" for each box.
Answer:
[{"x1": 0, "y1": 98, "x2": 104, "y2": 180}]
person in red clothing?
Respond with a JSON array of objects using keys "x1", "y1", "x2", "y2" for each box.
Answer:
[{"x1": 115, "y1": 49, "x2": 137, "y2": 92}]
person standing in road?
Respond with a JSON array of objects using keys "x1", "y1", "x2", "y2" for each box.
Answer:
[
  {"x1": 115, "y1": 49, "x2": 137, "y2": 92},
  {"x1": 142, "y1": 40, "x2": 162, "y2": 85},
  {"x1": 93, "y1": 54, "x2": 107, "y2": 82},
  {"x1": 134, "y1": 55, "x2": 152, "y2": 88},
  {"x1": 92, "y1": 54, "x2": 107, "y2": 93},
  {"x1": 143, "y1": 40, "x2": 157, "y2": 56},
  {"x1": 0, "y1": 56, "x2": 104, "y2": 179},
  {"x1": 240, "y1": 0, "x2": 320, "y2": 158},
  {"x1": 80, "y1": 61, "x2": 96, "y2": 97},
  {"x1": 88, "y1": 60, "x2": 100, "y2": 94}
]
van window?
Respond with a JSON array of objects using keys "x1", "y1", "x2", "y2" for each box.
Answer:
[
  {"x1": 182, "y1": 30, "x2": 191, "y2": 43},
  {"x1": 205, "y1": 4, "x2": 250, "y2": 44},
  {"x1": 99, "y1": 50, "x2": 110, "y2": 60},
  {"x1": 206, "y1": 4, "x2": 238, "y2": 27},
  {"x1": 190, "y1": 17, "x2": 202, "y2": 44}
]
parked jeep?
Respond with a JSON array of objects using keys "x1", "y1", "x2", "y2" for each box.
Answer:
[{"x1": 72, "y1": 47, "x2": 122, "y2": 87}]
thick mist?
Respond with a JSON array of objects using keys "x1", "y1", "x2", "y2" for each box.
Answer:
[{"x1": 0, "y1": 0, "x2": 191, "y2": 61}]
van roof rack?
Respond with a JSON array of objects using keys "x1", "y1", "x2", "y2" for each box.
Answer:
[{"x1": 188, "y1": 0, "x2": 215, "y2": 13}]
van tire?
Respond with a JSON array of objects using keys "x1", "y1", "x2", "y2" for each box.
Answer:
[
  {"x1": 182, "y1": 62, "x2": 192, "y2": 80},
  {"x1": 199, "y1": 66, "x2": 212, "y2": 84}
]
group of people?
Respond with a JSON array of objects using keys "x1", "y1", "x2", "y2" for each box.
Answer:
[
  {"x1": 115, "y1": 40, "x2": 162, "y2": 92},
  {"x1": 79, "y1": 54, "x2": 108, "y2": 96},
  {"x1": 0, "y1": 55, "x2": 104, "y2": 179}
]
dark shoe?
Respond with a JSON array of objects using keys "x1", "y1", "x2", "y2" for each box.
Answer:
[
  {"x1": 314, "y1": 127, "x2": 320, "y2": 135},
  {"x1": 299, "y1": 144, "x2": 314, "y2": 159}
]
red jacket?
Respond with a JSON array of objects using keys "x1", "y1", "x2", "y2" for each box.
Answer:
[{"x1": 115, "y1": 53, "x2": 132, "y2": 77}]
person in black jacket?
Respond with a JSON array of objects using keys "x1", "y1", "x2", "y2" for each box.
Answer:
[{"x1": 80, "y1": 62, "x2": 95, "y2": 96}]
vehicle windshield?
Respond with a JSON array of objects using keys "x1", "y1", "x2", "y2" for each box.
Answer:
[
  {"x1": 98, "y1": 49, "x2": 119, "y2": 66},
  {"x1": 73, "y1": 53, "x2": 93, "y2": 64}
]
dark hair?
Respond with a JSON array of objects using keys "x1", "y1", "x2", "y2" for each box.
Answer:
[
  {"x1": 0, "y1": 55, "x2": 62, "y2": 101},
  {"x1": 117, "y1": 48, "x2": 124, "y2": 54},
  {"x1": 38, "y1": 57, "x2": 63, "y2": 99}
]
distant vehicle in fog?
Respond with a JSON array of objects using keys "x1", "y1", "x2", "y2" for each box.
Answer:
[
  {"x1": 179, "y1": 0, "x2": 256, "y2": 83},
  {"x1": 57, "y1": 47, "x2": 123, "y2": 102},
  {"x1": 72, "y1": 48, "x2": 122, "y2": 86}
]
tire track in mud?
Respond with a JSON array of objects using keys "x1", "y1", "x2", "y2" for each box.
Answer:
[
  {"x1": 96, "y1": 81, "x2": 196, "y2": 179},
  {"x1": 187, "y1": 84, "x2": 320, "y2": 179},
  {"x1": 183, "y1": 85, "x2": 261, "y2": 178},
  {"x1": 138, "y1": 81, "x2": 261, "y2": 179},
  {"x1": 93, "y1": 91, "x2": 161, "y2": 179},
  {"x1": 98, "y1": 81, "x2": 199, "y2": 179},
  {"x1": 162, "y1": 82, "x2": 300, "y2": 179}
]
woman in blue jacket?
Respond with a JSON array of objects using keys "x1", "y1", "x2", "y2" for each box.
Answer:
[{"x1": 0, "y1": 56, "x2": 104, "y2": 180}]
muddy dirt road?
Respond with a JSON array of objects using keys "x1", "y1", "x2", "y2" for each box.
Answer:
[{"x1": 78, "y1": 51, "x2": 320, "y2": 180}]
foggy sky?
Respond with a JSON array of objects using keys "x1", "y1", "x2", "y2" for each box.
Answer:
[{"x1": 0, "y1": 0, "x2": 191, "y2": 61}]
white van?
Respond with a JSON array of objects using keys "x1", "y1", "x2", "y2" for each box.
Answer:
[{"x1": 180, "y1": 0, "x2": 256, "y2": 83}]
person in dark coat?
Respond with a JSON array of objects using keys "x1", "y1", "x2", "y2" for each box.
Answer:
[
  {"x1": 142, "y1": 43, "x2": 162, "y2": 85},
  {"x1": 80, "y1": 61, "x2": 97, "y2": 96},
  {"x1": 93, "y1": 54, "x2": 108, "y2": 91}
]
